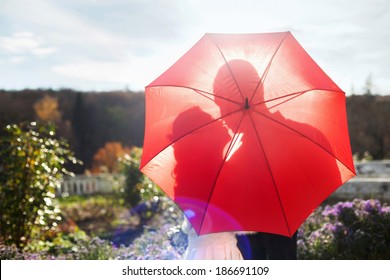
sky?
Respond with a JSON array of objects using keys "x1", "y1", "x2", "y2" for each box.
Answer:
[{"x1": 0, "y1": 0, "x2": 389, "y2": 94}]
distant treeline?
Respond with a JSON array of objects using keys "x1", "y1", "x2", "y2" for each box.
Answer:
[
  {"x1": 346, "y1": 94, "x2": 390, "y2": 160},
  {"x1": 0, "y1": 89, "x2": 389, "y2": 173},
  {"x1": 0, "y1": 89, "x2": 145, "y2": 174}
]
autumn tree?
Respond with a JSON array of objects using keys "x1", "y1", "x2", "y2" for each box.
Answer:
[
  {"x1": 34, "y1": 95, "x2": 62, "y2": 123},
  {"x1": 91, "y1": 141, "x2": 132, "y2": 174}
]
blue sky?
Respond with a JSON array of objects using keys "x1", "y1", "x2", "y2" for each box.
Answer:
[{"x1": 0, "y1": 0, "x2": 389, "y2": 94}]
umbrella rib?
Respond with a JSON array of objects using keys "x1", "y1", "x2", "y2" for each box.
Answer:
[
  {"x1": 199, "y1": 110, "x2": 247, "y2": 233},
  {"x1": 253, "y1": 90, "x2": 306, "y2": 108},
  {"x1": 260, "y1": 32, "x2": 289, "y2": 84},
  {"x1": 252, "y1": 103, "x2": 354, "y2": 175},
  {"x1": 169, "y1": 108, "x2": 243, "y2": 148},
  {"x1": 247, "y1": 112, "x2": 292, "y2": 236},
  {"x1": 249, "y1": 32, "x2": 290, "y2": 103},
  {"x1": 253, "y1": 88, "x2": 345, "y2": 109},
  {"x1": 141, "y1": 108, "x2": 244, "y2": 171},
  {"x1": 208, "y1": 37, "x2": 246, "y2": 102},
  {"x1": 146, "y1": 84, "x2": 242, "y2": 106},
  {"x1": 194, "y1": 89, "x2": 242, "y2": 106}
]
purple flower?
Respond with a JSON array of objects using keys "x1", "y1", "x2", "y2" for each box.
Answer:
[
  {"x1": 340, "y1": 201, "x2": 354, "y2": 209},
  {"x1": 361, "y1": 199, "x2": 381, "y2": 213},
  {"x1": 380, "y1": 206, "x2": 390, "y2": 214},
  {"x1": 322, "y1": 205, "x2": 340, "y2": 217}
]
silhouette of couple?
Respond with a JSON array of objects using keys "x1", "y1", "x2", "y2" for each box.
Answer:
[{"x1": 171, "y1": 59, "x2": 340, "y2": 259}]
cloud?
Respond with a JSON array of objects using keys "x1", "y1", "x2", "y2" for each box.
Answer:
[
  {"x1": 0, "y1": 32, "x2": 56, "y2": 56},
  {"x1": 51, "y1": 52, "x2": 181, "y2": 90},
  {"x1": 0, "y1": 0, "x2": 190, "y2": 60},
  {"x1": 0, "y1": 0, "x2": 196, "y2": 89},
  {"x1": 9, "y1": 56, "x2": 26, "y2": 64},
  {"x1": 53, "y1": 61, "x2": 131, "y2": 83},
  {"x1": 52, "y1": 60, "x2": 156, "y2": 90},
  {"x1": 1, "y1": 0, "x2": 128, "y2": 61},
  {"x1": 1, "y1": 0, "x2": 390, "y2": 93}
]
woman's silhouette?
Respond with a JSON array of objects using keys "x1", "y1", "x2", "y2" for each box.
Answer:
[{"x1": 171, "y1": 106, "x2": 243, "y2": 259}]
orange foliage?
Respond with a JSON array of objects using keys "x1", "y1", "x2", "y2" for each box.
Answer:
[
  {"x1": 90, "y1": 141, "x2": 132, "y2": 174},
  {"x1": 34, "y1": 95, "x2": 62, "y2": 123}
]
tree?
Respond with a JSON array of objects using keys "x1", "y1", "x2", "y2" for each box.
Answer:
[
  {"x1": 71, "y1": 92, "x2": 95, "y2": 173},
  {"x1": 90, "y1": 141, "x2": 132, "y2": 174},
  {"x1": 118, "y1": 147, "x2": 164, "y2": 224},
  {"x1": 34, "y1": 95, "x2": 62, "y2": 123},
  {"x1": 0, "y1": 122, "x2": 78, "y2": 248},
  {"x1": 346, "y1": 94, "x2": 390, "y2": 159},
  {"x1": 118, "y1": 147, "x2": 144, "y2": 208}
]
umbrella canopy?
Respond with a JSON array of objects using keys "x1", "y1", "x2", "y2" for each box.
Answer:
[{"x1": 140, "y1": 32, "x2": 356, "y2": 237}]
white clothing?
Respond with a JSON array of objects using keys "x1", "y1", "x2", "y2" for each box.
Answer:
[{"x1": 182, "y1": 220, "x2": 243, "y2": 260}]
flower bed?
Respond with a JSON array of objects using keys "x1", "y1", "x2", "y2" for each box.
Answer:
[
  {"x1": 1, "y1": 198, "x2": 389, "y2": 260},
  {"x1": 298, "y1": 198, "x2": 390, "y2": 259}
]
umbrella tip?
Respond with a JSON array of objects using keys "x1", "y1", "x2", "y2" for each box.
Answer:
[{"x1": 245, "y1": 97, "x2": 250, "y2": 109}]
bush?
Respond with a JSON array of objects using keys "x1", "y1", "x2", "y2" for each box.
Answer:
[
  {"x1": 0, "y1": 122, "x2": 78, "y2": 248},
  {"x1": 298, "y1": 198, "x2": 390, "y2": 259},
  {"x1": 118, "y1": 147, "x2": 144, "y2": 208},
  {"x1": 0, "y1": 206, "x2": 184, "y2": 260},
  {"x1": 119, "y1": 147, "x2": 165, "y2": 224},
  {"x1": 0, "y1": 231, "x2": 126, "y2": 260},
  {"x1": 60, "y1": 195, "x2": 118, "y2": 224}
]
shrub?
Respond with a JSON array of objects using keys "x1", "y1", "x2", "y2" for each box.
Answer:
[
  {"x1": 118, "y1": 147, "x2": 144, "y2": 208},
  {"x1": 298, "y1": 198, "x2": 390, "y2": 259},
  {"x1": 0, "y1": 122, "x2": 78, "y2": 248},
  {"x1": 1, "y1": 231, "x2": 123, "y2": 260},
  {"x1": 60, "y1": 194, "x2": 117, "y2": 223},
  {"x1": 23, "y1": 230, "x2": 89, "y2": 259},
  {"x1": 0, "y1": 214, "x2": 183, "y2": 260},
  {"x1": 119, "y1": 147, "x2": 165, "y2": 225}
]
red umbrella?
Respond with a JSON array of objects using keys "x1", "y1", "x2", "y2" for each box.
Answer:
[{"x1": 140, "y1": 32, "x2": 356, "y2": 237}]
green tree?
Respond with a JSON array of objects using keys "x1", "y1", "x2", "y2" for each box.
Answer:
[
  {"x1": 0, "y1": 122, "x2": 78, "y2": 248},
  {"x1": 71, "y1": 92, "x2": 96, "y2": 173},
  {"x1": 118, "y1": 147, "x2": 144, "y2": 207},
  {"x1": 119, "y1": 147, "x2": 164, "y2": 205}
]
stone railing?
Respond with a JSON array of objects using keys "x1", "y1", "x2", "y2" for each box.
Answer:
[
  {"x1": 331, "y1": 160, "x2": 390, "y2": 201},
  {"x1": 333, "y1": 177, "x2": 390, "y2": 201},
  {"x1": 354, "y1": 160, "x2": 390, "y2": 177},
  {"x1": 58, "y1": 161, "x2": 390, "y2": 201},
  {"x1": 58, "y1": 174, "x2": 124, "y2": 196}
]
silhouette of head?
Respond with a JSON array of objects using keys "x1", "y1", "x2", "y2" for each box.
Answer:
[
  {"x1": 170, "y1": 106, "x2": 230, "y2": 190},
  {"x1": 213, "y1": 59, "x2": 265, "y2": 129}
]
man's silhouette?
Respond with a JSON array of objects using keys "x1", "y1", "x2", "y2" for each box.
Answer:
[{"x1": 212, "y1": 59, "x2": 340, "y2": 259}]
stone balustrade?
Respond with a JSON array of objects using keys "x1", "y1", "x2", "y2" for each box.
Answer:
[
  {"x1": 58, "y1": 161, "x2": 390, "y2": 201},
  {"x1": 333, "y1": 177, "x2": 390, "y2": 201},
  {"x1": 58, "y1": 174, "x2": 123, "y2": 196}
]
